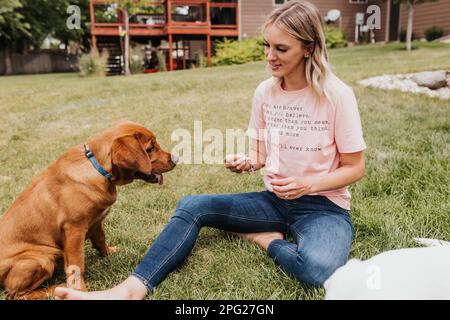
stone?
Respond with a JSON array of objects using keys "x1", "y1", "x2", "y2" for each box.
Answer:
[
  {"x1": 358, "y1": 73, "x2": 450, "y2": 100},
  {"x1": 411, "y1": 70, "x2": 448, "y2": 90}
]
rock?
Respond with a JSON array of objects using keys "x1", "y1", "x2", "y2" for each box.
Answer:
[
  {"x1": 447, "y1": 71, "x2": 450, "y2": 88},
  {"x1": 411, "y1": 70, "x2": 448, "y2": 90},
  {"x1": 358, "y1": 73, "x2": 450, "y2": 100}
]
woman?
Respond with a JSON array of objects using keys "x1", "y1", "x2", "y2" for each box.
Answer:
[{"x1": 56, "y1": 0, "x2": 366, "y2": 300}]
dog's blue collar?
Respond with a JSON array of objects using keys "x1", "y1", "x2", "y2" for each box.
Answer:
[{"x1": 84, "y1": 144, "x2": 113, "y2": 181}]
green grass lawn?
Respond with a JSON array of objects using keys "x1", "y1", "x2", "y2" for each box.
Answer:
[{"x1": 0, "y1": 42, "x2": 449, "y2": 300}]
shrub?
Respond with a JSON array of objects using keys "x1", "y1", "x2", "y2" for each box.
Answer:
[
  {"x1": 325, "y1": 26, "x2": 346, "y2": 49},
  {"x1": 130, "y1": 47, "x2": 144, "y2": 74},
  {"x1": 211, "y1": 26, "x2": 346, "y2": 67},
  {"x1": 425, "y1": 26, "x2": 444, "y2": 42},
  {"x1": 79, "y1": 49, "x2": 108, "y2": 77},
  {"x1": 211, "y1": 37, "x2": 265, "y2": 66}
]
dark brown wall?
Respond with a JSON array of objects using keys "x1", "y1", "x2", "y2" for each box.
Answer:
[{"x1": 399, "y1": 0, "x2": 450, "y2": 39}]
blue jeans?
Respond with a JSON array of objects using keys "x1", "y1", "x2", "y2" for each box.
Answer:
[{"x1": 132, "y1": 191, "x2": 353, "y2": 293}]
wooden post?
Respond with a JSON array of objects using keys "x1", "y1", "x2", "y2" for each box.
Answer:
[
  {"x1": 167, "y1": 0, "x2": 172, "y2": 27},
  {"x1": 169, "y1": 34, "x2": 174, "y2": 71},
  {"x1": 206, "y1": 0, "x2": 210, "y2": 25},
  {"x1": 182, "y1": 39, "x2": 186, "y2": 70},
  {"x1": 92, "y1": 35, "x2": 97, "y2": 51},
  {"x1": 167, "y1": 0, "x2": 173, "y2": 71},
  {"x1": 89, "y1": 0, "x2": 97, "y2": 50},
  {"x1": 207, "y1": 0, "x2": 212, "y2": 68},
  {"x1": 207, "y1": 34, "x2": 211, "y2": 67},
  {"x1": 206, "y1": 0, "x2": 211, "y2": 68},
  {"x1": 175, "y1": 37, "x2": 179, "y2": 69}
]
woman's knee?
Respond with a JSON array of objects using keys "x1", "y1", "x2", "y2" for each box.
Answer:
[
  {"x1": 297, "y1": 250, "x2": 347, "y2": 286},
  {"x1": 174, "y1": 195, "x2": 210, "y2": 222}
]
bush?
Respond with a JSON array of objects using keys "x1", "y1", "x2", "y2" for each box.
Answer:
[
  {"x1": 211, "y1": 27, "x2": 346, "y2": 67},
  {"x1": 425, "y1": 26, "x2": 444, "y2": 42},
  {"x1": 79, "y1": 49, "x2": 108, "y2": 77},
  {"x1": 130, "y1": 47, "x2": 144, "y2": 74},
  {"x1": 399, "y1": 28, "x2": 416, "y2": 42},
  {"x1": 325, "y1": 26, "x2": 346, "y2": 49},
  {"x1": 211, "y1": 37, "x2": 265, "y2": 66}
]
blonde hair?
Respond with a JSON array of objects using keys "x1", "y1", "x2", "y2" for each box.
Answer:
[{"x1": 263, "y1": 1, "x2": 335, "y2": 103}]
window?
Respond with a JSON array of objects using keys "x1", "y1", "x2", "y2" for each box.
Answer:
[
  {"x1": 274, "y1": 0, "x2": 291, "y2": 6},
  {"x1": 349, "y1": 0, "x2": 368, "y2": 3}
]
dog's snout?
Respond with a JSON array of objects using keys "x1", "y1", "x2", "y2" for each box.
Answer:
[{"x1": 171, "y1": 154, "x2": 179, "y2": 165}]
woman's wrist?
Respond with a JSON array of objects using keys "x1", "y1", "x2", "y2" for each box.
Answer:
[
  {"x1": 241, "y1": 156, "x2": 255, "y2": 174},
  {"x1": 309, "y1": 177, "x2": 319, "y2": 193},
  {"x1": 246, "y1": 158, "x2": 255, "y2": 174}
]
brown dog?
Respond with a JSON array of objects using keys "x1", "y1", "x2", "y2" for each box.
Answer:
[{"x1": 0, "y1": 121, "x2": 177, "y2": 299}]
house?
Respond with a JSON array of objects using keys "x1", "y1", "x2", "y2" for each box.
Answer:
[
  {"x1": 89, "y1": 0, "x2": 450, "y2": 74},
  {"x1": 241, "y1": 0, "x2": 450, "y2": 43},
  {"x1": 89, "y1": 0, "x2": 239, "y2": 74},
  {"x1": 241, "y1": 0, "x2": 390, "y2": 42}
]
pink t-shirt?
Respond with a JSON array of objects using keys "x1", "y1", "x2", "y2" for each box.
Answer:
[{"x1": 247, "y1": 76, "x2": 366, "y2": 210}]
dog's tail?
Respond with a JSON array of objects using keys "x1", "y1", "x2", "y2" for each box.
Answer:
[{"x1": 414, "y1": 238, "x2": 450, "y2": 247}]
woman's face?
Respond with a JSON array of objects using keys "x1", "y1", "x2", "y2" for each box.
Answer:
[{"x1": 263, "y1": 23, "x2": 308, "y2": 80}]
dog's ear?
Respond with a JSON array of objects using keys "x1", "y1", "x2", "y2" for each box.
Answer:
[{"x1": 111, "y1": 133, "x2": 152, "y2": 174}]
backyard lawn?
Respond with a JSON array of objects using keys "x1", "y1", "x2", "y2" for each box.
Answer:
[{"x1": 0, "y1": 42, "x2": 449, "y2": 300}]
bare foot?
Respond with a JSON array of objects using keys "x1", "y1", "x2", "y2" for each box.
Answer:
[
  {"x1": 54, "y1": 276, "x2": 147, "y2": 300},
  {"x1": 234, "y1": 232, "x2": 284, "y2": 251},
  {"x1": 54, "y1": 287, "x2": 120, "y2": 300}
]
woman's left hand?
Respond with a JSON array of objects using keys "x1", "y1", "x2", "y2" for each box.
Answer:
[{"x1": 271, "y1": 177, "x2": 317, "y2": 200}]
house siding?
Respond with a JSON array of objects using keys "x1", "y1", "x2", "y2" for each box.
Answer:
[
  {"x1": 399, "y1": 0, "x2": 450, "y2": 39},
  {"x1": 240, "y1": 0, "x2": 389, "y2": 42},
  {"x1": 370, "y1": 0, "x2": 389, "y2": 42},
  {"x1": 310, "y1": 0, "x2": 379, "y2": 42},
  {"x1": 240, "y1": 0, "x2": 273, "y2": 38}
]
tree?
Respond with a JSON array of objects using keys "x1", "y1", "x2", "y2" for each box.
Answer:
[
  {"x1": 0, "y1": 0, "x2": 91, "y2": 74},
  {"x1": 0, "y1": 0, "x2": 30, "y2": 40},
  {"x1": 17, "y1": 0, "x2": 90, "y2": 49},
  {"x1": 393, "y1": 0, "x2": 439, "y2": 51},
  {"x1": 51, "y1": 0, "x2": 91, "y2": 51},
  {"x1": 104, "y1": 0, "x2": 154, "y2": 75},
  {"x1": 0, "y1": 0, "x2": 30, "y2": 74}
]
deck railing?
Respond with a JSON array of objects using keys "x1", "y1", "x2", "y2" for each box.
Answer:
[{"x1": 90, "y1": 0, "x2": 238, "y2": 36}]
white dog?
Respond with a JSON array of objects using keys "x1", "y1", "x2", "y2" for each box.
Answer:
[{"x1": 324, "y1": 238, "x2": 450, "y2": 300}]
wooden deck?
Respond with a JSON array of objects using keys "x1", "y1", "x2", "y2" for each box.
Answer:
[{"x1": 90, "y1": 0, "x2": 239, "y2": 71}]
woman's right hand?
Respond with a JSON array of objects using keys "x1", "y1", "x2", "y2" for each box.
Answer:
[{"x1": 224, "y1": 154, "x2": 251, "y2": 173}]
